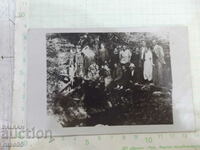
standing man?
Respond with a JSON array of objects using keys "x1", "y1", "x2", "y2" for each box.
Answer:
[
  {"x1": 75, "y1": 45, "x2": 84, "y2": 77},
  {"x1": 112, "y1": 45, "x2": 120, "y2": 64},
  {"x1": 94, "y1": 36, "x2": 100, "y2": 55},
  {"x1": 131, "y1": 47, "x2": 141, "y2": 83},
  {"x1": 68, "y1": 45, "x2": 75, "y2": 66},
  {"x1": 110, "y1": 62, "x2": 123, "y2": 89},
  {"x1": 98, "y1": 43, "x2": 109, "y2": 66},
  {"x1": 152, "y1": 40, "x2": 166, "y2": 87},
  {"x1": 82, "y1": 44, "x2": 96, "y2": 75}
]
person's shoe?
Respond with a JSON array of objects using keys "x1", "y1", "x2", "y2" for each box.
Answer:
[
  {"x1": 149, "y1": 83, "x2": 154, "y2": 86},
  {"x1": 135, "y1": 82, "x2": 139, "y2": 85}
]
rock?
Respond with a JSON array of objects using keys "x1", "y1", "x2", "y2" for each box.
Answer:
[
  {"x1": 152, "y1": 91, "x2": 172, "y2": 97},
  {"x1": 152, "y1": 91, "x2": 162, "y2": 96},
  {"x1": 141, "y1": 85, "x2": 151, "y2": 91},
  {"x1": 77, "y1": 107, "x2": 88, "y2": 119},
  {"x1": 107, "y1": 101, "x2": 112, "y2": 108}
]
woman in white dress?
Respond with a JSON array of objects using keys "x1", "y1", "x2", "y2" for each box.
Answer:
[{"x1": 143, "y1": 46, "x2": 153, "y2": 82}]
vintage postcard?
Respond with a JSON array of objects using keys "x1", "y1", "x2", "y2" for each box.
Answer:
[{"x1": 27, "y1": 27, "x2": 195, "y2": 136}]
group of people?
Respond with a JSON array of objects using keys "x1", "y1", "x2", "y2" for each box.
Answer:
[{"x1": 65, "y1": 39, "x2": 166, "y2": 90}]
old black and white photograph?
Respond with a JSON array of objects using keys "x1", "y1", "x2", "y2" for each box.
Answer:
[{"x1": 46, "y1": 32, "x2": 173, "y2": 127}]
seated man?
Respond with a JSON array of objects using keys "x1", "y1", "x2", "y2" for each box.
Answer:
[
  {"x1": 119, "y1": 65, "x2": 130, "y2": 89},
  {"x1": 86, "y1": 62, "x2": 100, "y2": 81},
  {"x1": 108, "y1": 63, "x2": 123, "y2": 89},
  {"x1": 112, "y1": 63, "x2": 123, "y2": 81},
  {"x1": 111, "y1": 63, "x2": 130, "y2": 89},
  {"x1": 101, "y1": 62, "x2": 112, "y2": 88},
  {"x1": 112, "y1": 63, "x2": 136, "y2": 91},
  {"x1": 127, "y1": 63, "x2": 136, "y2": 88}
]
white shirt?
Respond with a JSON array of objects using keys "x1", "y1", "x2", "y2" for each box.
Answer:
[{"x1": 119, "y1": 49, "x2": 132, "y2": 64}]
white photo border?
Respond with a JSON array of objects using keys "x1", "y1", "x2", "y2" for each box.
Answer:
[{"x1": 27, "y1": 27, "x2": 195, "y2": 136}]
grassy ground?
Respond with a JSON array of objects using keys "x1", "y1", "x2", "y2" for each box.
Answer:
[{"x1": 48, "y1": 82, "x2": 173, "y2": 127}]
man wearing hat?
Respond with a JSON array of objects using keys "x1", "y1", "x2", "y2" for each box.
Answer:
[{"x1": 152, "y1": 40, "x2": 166, "y2": 87}]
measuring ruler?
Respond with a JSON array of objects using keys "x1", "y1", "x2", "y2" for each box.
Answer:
[{"x1": 0, "y1": 0, "x2": 15, "y2": 150}]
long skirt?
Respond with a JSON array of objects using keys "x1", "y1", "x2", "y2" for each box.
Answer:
[{"x1": 143, "y1": 60, "x2": 153, "y2": 81}]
